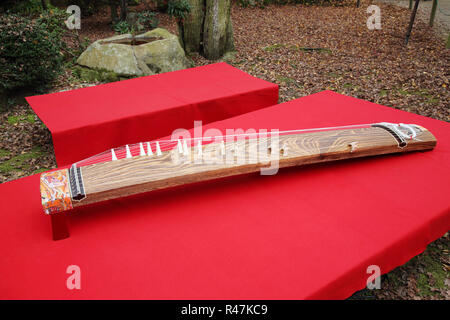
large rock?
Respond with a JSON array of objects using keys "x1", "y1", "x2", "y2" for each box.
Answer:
[{"x1": 76, "y1": 28, "x2": 190, "y2": 76}]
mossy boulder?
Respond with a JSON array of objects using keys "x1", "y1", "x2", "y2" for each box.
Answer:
[
  {"x1": 71, "y1": 66, "x2": 123, "y2": 83},
  {"x1": 76, "y1": 28, "x2": 190, "y2": 76}
]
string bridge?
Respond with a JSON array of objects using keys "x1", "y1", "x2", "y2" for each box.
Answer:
[{"x1": 372, "y1": 122, "x2": 421, "y2": 148}]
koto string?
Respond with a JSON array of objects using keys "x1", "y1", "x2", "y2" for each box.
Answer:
[
  {"x1": 76, "y1": 132, "x2": 395, "y2": 168},
  {"x1": 74, "y1": 124, "x2": 399, "y2": 167},
  {"x1": 74, "y1": 123, "x2": 376, "y2": 167},
  {"x1": 81, "y1": 132, "x2": 397, "y2": 186},
  {"x1": 74, "y1": 126, "x2": 400, "y2": 169},
  {"x1": 76, "y1": 122, "x2": 423, "y2": 167}
]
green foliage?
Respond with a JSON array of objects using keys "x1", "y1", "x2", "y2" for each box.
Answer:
[
  {"x1": 236, "y1": 0, "x2": 271, "y2": 8},
  {"x1": 154, "y1": 0, "x2": 169, "y2": 12},
  {"x1": 7, "y1": 114, "x2": 36, "y2": 125},
  {"x1": 68, "y1": 0, "x2": 102, "y2": 17},
  {"x1": 71, "y1": 66, "x2": 121, "y2": 83},
  {"x1": 167, "y1": 0, "x2": 191, "y2": 20},
  {"x1": 128, "y1": 0, "x2": 142, "y2": 5},
  {"x1": 113, "y1": 20, "x2": 132, "y2": 34},
  {"x1": 69, "y1": 36, "x2": 92, "y2": 63},
  {"x1": 0, "y1": 149, "x2": 10, "y2": 158},
  {"x1": 263, "y1": 43, "x2": 286, "y2": 52},
  {"x1": 137, "y1": 10, "x2": 159, "y2": 30},
  {"x1": 4, "y1": 0, "x2": 51, "y2": 16},
  {"x1": 0, "y1": 146, "x2": 44, "y2": 174},
  {"x1": 0, "y1": 14, "x2": 64, "y2": 91},
  {"x1": 36, "y1": 7, "x2": 70, "y2": 39}
]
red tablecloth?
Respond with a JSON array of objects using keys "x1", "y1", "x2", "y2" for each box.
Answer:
[
  {"x1": 1, "y1": 91, "x2": 449, "y2": 299},
  {"x1": 26, "y1": 63, "x2": 278, "y2": 166}
]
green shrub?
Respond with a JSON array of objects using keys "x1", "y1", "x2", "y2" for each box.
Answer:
[
  {"x1": 167, "y1": 0, "x2": 191, "y2": 20},
  {"x1": 236, "y1": 0, "x2": 271, "y2": 8},
  {"x1": 0, "y1": 14, "x2": 64, "y2": 91},
  {"x1": 128, "y1": 0, "x2": 142, "y2": 5},
  {"x1": 113, "y1": 20, "x2": 132, "y2": 34},
  {"x1": 36, "y1": 7, "x2": 70, "y2": 39},
  {"x1": 154, "y1": 0, "x2": 169, "y2": 12},
  {"x1": 137, "y1": 10, "x2": 159, "y2": 30},
  {"x1": 3, "y1": 0, "x2": 49, "y2": 16},
  {"x1": 65, "y1": 0, "x2": 101, "y2": 17}
]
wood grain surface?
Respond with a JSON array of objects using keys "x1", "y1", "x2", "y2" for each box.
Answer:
[{"x1": 73, "y1": 125, "x2": 436, "y2": 207}]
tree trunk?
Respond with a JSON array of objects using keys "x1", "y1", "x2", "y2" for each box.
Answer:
[
  {"x1": 179, "y1": 0, "x2": 205, "y2": 54},
  {"x1": 179, "y1": 0, "x2": 234, "y2": 60},
  {"x1": 110, "y1": 0, "x2": 118, "y2": 24},
  {"x1": 0, "y1": 88, "x2": 7, "y2": 112},
  {"x1": 119, "y1": 0, "x2": 127, "y2": 21},
  {"x1": 405, "y1": 0, "x2": 420, "y2": 45},
  {"x1": 203, "y1": 0, "x2": 234, "y2": 60}
]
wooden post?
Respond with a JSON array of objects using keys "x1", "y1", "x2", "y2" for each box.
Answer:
[
  {"x1": 405, "y1": 0, "x2": 420, "y2": 45},
  {"x1": 409, "y1": 0, "x2": 413, "y2": 10},
  {"x1": 430, "y1": 0, "x2": 438, "y2": 27},
  {"x1": 51, "y1": 213, "x2": 70, "y2": 241}
]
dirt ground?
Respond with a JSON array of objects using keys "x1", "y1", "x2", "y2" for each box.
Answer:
[{"x1": 376, "y1": 0, "x2": 450, "y2": 39}]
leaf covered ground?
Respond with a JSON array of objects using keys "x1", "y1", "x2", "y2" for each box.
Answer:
[
  {"x1": 0, "y1": 1, "x2": 448, "y2": 299},
  {"x1": 204, "y1": 2, "x2": 449, "y2": 121}
]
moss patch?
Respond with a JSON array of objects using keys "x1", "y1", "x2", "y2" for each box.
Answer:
[
  {"x1": 71, "y1": 66, "x2": 123, "y2": 83},
  {"x1": 0, "y1": 149, "x2": 10, "y2": 157},
  {"x1": 7, "y1": 113, "x2": 36, "y2": 125},
  {"x1": 343, "y1": 83, "x2": 358, "y2": 89},
  {"x1": 263, "y1": 43, "x2": 286, "y2": 52},
  {"x1": 0, "y1": 146, "x2": 44, "y2": 174},
  {"x1": 379, "y1": 89, "x2": 388, "y2": 97},
  {"x1": 32, "y1": 168, "x2": 48, "y2": 175},
  {"x1": 221, "y1": 51, "x2": 237, "y2": 63},
  {"x1": 395, "y1": 88, "x2": 438, "y2": 104},
  {"x1": 7, "y1": 115, "x2": 20, "y2": 125},
  {"x1": 276, "y1": 76, "x2": 302, "y2": 88},
  {"x1": 298, "y1": 47, "x2": 332, "y2": 54},
  {"x1": 416, "y1": 254, "x2": 447, "y2": 297}
]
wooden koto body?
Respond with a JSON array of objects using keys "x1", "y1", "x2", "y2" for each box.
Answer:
[{"x1": 39, "y1": 122, "x2": 436, "y2": 240}]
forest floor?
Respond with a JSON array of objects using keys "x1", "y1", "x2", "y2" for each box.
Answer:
[
  {"x1": 0, "y1": 0, "x2": 448, "y2": 299},
  {"x1": 376, "y1": 0, "x2": 450, "y2": 39}
]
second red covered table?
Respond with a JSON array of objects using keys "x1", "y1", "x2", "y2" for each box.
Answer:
[{"x1": 26, "y1": 63, "x2": 278, "y2": 166}]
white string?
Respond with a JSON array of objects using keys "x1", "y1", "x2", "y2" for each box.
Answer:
[
  {"x1": 77, "y1": 133, "x2": 400, "y2": 168},
  {"x1": 74, "y1": 123, "x2": 377, "y2": 166},
  {"x1": 142, "y1": 123, "x2": 375, "y2": 144},
  {"x1": 75, "y1": 122, "x2": 421, "y2": 167}
]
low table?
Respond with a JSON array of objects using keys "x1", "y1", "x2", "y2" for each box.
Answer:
[
  {"x1": 26, "y1": 63, "x2": 278, "y2": 166},
  {"x1": 1, "y1": 91, "x2": 449, "y2": 299}
]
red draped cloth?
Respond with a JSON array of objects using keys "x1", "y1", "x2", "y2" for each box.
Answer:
[
  {"x1": 26, "y1": 63, "x2": 279, "y2": 166},
  {"x1": 1, "y1": 91, "x2": 449, "y2": 299}
]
